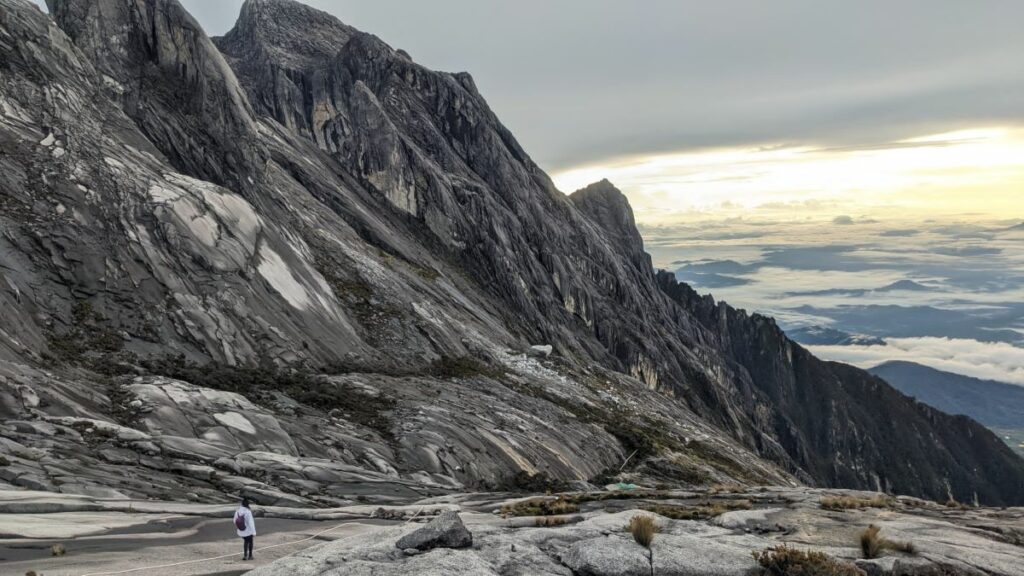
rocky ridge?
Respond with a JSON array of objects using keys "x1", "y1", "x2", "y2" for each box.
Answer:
[{"x1": 0, "y1": 0, "x2": 1021, "y2": 512}]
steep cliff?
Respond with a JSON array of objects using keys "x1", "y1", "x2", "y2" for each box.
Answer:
[{"x1": 0, "y1": 0, "x2": 1021, "y2": 505}]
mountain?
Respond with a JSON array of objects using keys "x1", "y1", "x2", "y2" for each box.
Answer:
[
  {"x1": 0, "y1": 0, "x2": 1022, "y2": 505},
  {"x1": 869, "y1": 361, "x2": 1024, "y2": 429},
  {"x1": 786, "y1": 325, "x2": 886, "y2": 346}
]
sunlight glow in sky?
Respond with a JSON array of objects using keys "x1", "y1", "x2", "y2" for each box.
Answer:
[{"x1": 553, "y1": 126, "x2": 1024, "y2": 225}]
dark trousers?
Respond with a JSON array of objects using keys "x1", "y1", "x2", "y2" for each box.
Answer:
[{"x1": 242, "y1": 535, "x2": 254, "y2": 558}]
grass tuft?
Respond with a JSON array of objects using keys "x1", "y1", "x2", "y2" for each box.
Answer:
[
  {"x1": 944, "y1": 497, "x2": 969, "y2": 510},
  {"x1": 50, "y1": 543, "x2": 66, "y2": 557},
  {"x1": 626, "y1": 514, "x2": 659, "y2": 548}
]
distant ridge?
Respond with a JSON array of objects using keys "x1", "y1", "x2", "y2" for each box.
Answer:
[{"x1": 869, "y1": 361, "x2": 1024, "y2": 429}]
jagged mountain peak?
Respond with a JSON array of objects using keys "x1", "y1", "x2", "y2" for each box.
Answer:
[
  {"x1": 570, "y1": 179, "x2": 646, "y2": 260},
  {"x1": 46, "y1": 0, "x2": 263, "y2": 188},
  {"x1": 219, "y1": 0, "x2": 358, "y2": 69},
  {"x1": 570, "y1": 178, "x2": 634, "y2": 217}
]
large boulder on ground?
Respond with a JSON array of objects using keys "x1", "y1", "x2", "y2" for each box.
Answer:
[
  {"x1": 560, "y1": 536, "x2": 651, "y2": 576},
  {"x1": 395, "y1": 511, "x2": 473, "y2": 551}
]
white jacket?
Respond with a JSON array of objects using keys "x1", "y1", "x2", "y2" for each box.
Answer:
[{"x1": 234, "y1": 506, "x2": 256, "y2": 538}]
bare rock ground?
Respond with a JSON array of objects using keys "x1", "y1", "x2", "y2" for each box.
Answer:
[{"x1": 3, "y1": 486, "x2": 1022, "y2": 576}]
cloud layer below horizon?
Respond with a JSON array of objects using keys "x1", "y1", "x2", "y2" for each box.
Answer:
[
  {"x1": 807, "y1": 337, "x2": 1024, "y2": 386},
  {"x1": 652, "y1": 219, "x2": 1024, "y2": 385}
]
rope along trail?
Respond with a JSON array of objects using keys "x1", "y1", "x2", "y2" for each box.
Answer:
[{"x1": 79, "y1": 507, "x2": 428, "y2": 576}]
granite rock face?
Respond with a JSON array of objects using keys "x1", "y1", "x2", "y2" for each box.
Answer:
[{"x1": 0, "y1": 0, "x2": 1022, "y2": 506}]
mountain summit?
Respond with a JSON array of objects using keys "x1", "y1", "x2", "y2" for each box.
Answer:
[{"x1": 0, "y1": 0, "x2": 1022, "y2": 506}]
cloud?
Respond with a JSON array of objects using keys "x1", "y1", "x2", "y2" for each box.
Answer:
[
  {"x1": 932, "y1": 246, "x2": 1002, "y2": 257},
  {"x1": 784, "y1": 279, "x2": 935, "y2": 298},
  {"x1": 832, "y1": 215, "x2": 854, "y2": 225},
  {"x1": 806, "y1": 337, "x2": 1024, "y2": 386},
  {"x1": 792, "y1": 303, "x2": 1024, "y2": 344}
]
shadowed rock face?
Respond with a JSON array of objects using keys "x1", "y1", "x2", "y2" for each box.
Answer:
[
  {"x1": 1, "y1": 0, "x2": 1022, "y2": 505},
  {"x1": 44, "y1": 0, "x2": 265, "y2": 190}
]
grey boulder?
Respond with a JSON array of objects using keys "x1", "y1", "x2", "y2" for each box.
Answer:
[{"x1": 395, "y1": 511, "x2": 473, "y2": 551}]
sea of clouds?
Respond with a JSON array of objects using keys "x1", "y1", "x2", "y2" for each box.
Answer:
[{"x1": 644, "y1": 217, "x2": 1024, "y2": 385}]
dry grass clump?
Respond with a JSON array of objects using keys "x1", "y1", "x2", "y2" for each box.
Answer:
[
  {"x1": 708, "y1": 483, "x2": 747, "y2": 495},
  {"x1": 501, "y1": 498, "x2": 580, "y2": 517},
  {"x1": 534, "y1": 516, "x2": 571, "y2": 527},
  {"x1": 753, "y1": 545, "x2": 863, "y2": 576},
  {"x1": 626, "y1": 514, "x2": 659, "y2": 548},
  {"x1": 643, "y1": 498, "x2": 753, "y2": 520},
  {"x1": 50, "y1": 543, "x2": 66, "y2": 557},
  {"x1": 860, "y1": 524, "x2": 916, "y2": 559},
  {"x1": 820, "y1": 494, "x2": 892, "y2": 511},
  {"x1": 943, "y1": 497, "x2": 969, "y2": 510}
]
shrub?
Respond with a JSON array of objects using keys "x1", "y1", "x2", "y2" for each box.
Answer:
[
  {"x1": 626, "y1": 514, "x2": 659, "y2": 548},
  {"x1": 501, "y1": 498, "x2": 579, "y2": 517},
  {"x1": 51, "y1": 543, "x2": 66, "y2": 557},
  {"x1": 753, "y1": 545, "x2": 863, "y2": 576},
  {"x1": 820, "y1": 494, "x2": 892, "y2": 511},
  {"x1": 860, "y1": 524, "x2": 915, "y2": 559},
  {"x1": 0, "y1": 455, "x2": 10, "y2": 466}
]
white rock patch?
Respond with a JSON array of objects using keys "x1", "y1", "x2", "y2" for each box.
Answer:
[
  {"x1": 257, "y1": 246, "x2": 311, "y2": 310},
  {"x1": 213, "y1": 411, "x2": 257, "y2": 435}
]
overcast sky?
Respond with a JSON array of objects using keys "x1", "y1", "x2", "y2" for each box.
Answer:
[
  {"x1": 37, "y1": 0, "x2": 1022, "y2": 170},
  {"x1": 33, "y1": 0, "x2": 1024, "y2": 221}
]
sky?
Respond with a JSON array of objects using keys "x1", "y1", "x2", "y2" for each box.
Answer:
[{"x1": 32, "y1": 0, "x2": 1024, "y2": 223}]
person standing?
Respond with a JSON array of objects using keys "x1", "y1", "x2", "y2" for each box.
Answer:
[{"x1": 234, "y1": 498, "x2": 256, "y2": 560}]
